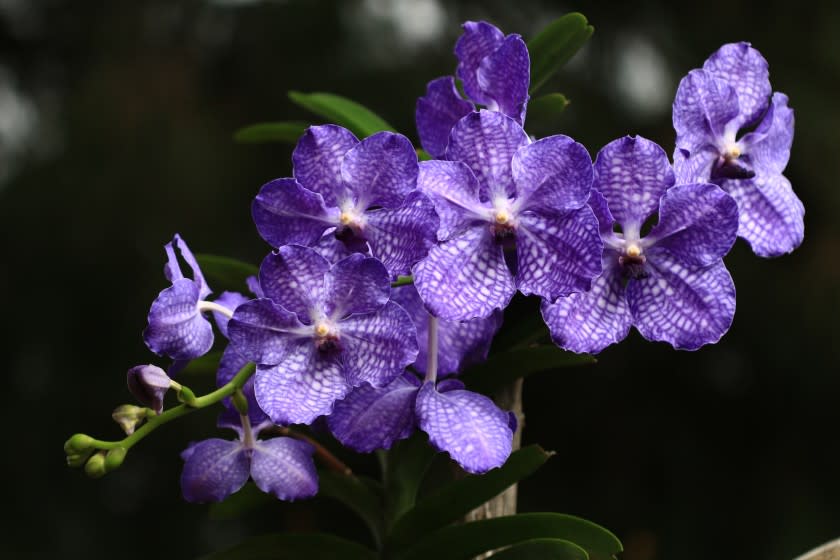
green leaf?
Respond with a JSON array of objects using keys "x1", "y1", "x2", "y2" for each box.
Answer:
[
  {"x1": 387, "y1": 445, "x2": 553, "y2": 550},
  {"x1": 208, "y1": 483, "x2": 272, "y2": 520},
  {"x1": 393, "y1": 512, "x2": 622, "y2": 560},
  {"x1": 289, "y1": 91, "x2": 395, "y2": 138},
  {"x1": 489, "y1": 538, "x2": 589, "y2": 560},
  {"x1": 381, "y1": 432, "x2": 438, "y2": 530},
  {"x1": 233, "y1": 121, "x2": 309, "y2": 144},
  {"x1": 528, "y1": 13, "x2": 594, "y2": 94},
  {"x1": 461, "y1": 345, "x2": 596, "y2": 395},
  {"x1": 179, "y1": 350, "x2": 223, "y2": 377},
  {"x1": 525, "y1": 93, "x2": 570, "y2": 136},
  {"x1": 195, "y1": 254, "x2": 258, "y2": 292},
  {"x1": 318, "y1": 471, "x2": 384, "y2": 547},
  {"x1": 203, "y1": 532, "x2": 377, "y2": 560},
  {"x1": 416, "y1": 149, "x2": 432, "y2": 161}
]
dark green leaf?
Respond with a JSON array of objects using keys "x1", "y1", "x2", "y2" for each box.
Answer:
[
  {"x1": 393, "y1": 512, "x2": 622, "y2": 560},
  {"x1": 289, "y1": 91, "x2": 395, "y2": 138},
  {"x1": 461, "y1": 345, "x2": 596, "y2": 395},
  {"x1": 528, "y1": 13, "x2": 594, "y2": 94},
  {"x1": 381, "y1": 432, "x2": 437, "y2": 530},
  {"x1": 490, "y1": 538, "x2": 589, "y2": 560},
  {"x1": 203, "y1": 532, "x2": 377, "y2": 560},
  {"x1": 416, "y1": 149, "x2": 432, "y2": 161},
  {"x1": 387, "y1": 445, "x2": 553, "y2": 550},
  {"x1": 179, "y1": 350, "x2": 223, "y2": 377},
  {"x1": 233, "y1": 121, "x2": 309, "y2": 144},
  {"x1": 525, "y1": 93, "x2": 570, "y2": 136},
  {"x1": 208, "y1": 483, "x2": 272, "y2": 521},
  {"x1": 318, "y1": 471, "x2": 384, "y2": 547},
  {"x1": 491, "y1": 298, "x2": 551, "y2": 350},
  {"x1": 195, "y1": 254, "x2": 258, "y2": 292}
]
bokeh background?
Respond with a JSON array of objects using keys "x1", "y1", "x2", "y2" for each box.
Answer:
[{"x1": 2, "y1": 1, "x2": 838, "y2": 558}]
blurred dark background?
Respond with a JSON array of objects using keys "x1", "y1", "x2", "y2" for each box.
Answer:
[{"x1": 2, "y1": 0, "x2": 838, "y2": 558}]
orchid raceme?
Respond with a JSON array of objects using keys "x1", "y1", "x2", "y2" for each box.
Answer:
[
  {"x1": 673, "y1": 42, "x2": 803, "y2": 257},
  {"x1": 63, "y1": 15, "x2": 803, "y2": 560}
]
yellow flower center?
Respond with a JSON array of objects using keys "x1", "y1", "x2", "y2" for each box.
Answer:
[{"x1": 495, "y1": 210, "x2": 511, "y2": 225}]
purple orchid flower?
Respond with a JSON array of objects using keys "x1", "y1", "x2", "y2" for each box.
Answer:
[
  {"x1": 542, "y1": 136, "x2": 739, "y2": 353},
  {"x1": 251, "y1": 126, "x2": 439, "y2": 278},
  {"x1": 412, "y1": 110, "x2": 602, "y2": 321},
  {"x1": 143, "y1": 234, "x2": 222, "y2": 361},
  {"x1": 390, "y1": 284, "x2": 503, "y2": 377},
  {"x1": 673, "y1": 42, "x2": 803, "y2": 257},
  {"x1": 227, "y1": 245, "x2": 419, "y2": 426},
  {"x1": 180, "y1": 406, "x2": 317, "y2": 504},
  {"x1": 328, "y1": 374, "x2": 514, "y2": 475},
  {"x1": 416, "y1": 21, "x2": 530, "y2": 158}
]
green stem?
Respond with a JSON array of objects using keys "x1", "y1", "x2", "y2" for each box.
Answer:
[
  {"x1": 89, "y1": 363, "x2": 256, "y2": 451},
  {"x1": 390, "y1": 275, "x2": 413, "y2": 288}
]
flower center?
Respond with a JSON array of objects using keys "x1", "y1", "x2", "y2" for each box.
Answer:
[
  {"x1": 495, "y1": 210, "x2": 511, "y2": 225},
  {"x1": 618, "y1": 242, "x2": 648, "y2": 279},
  {"x1": 313, "y1": 321, "x2": 341, "y2": 354},
  {"x1": 490, "y1": 198, "x2": 517, "y2": 241},
  {"x1": 337, "y1": 202, "x2": 367, "y2": 233},
  {"x1": 712, "y1": 140, "x2": 754, "y2": 181},
  {"x1": 723, "y1": 143, "x2": 741, "y2": 161},
  {"x1": 625, "y1": 243, "x2": 642, "y2": 259}
]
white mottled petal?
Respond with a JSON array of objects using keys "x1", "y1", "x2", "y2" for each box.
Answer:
[
  {"x1": 627, "y1": 250, "x2": 735, "y2": 350},
  {"x1": 413, "y1": 226, "x2": 515, "y2": 321},
  {"x1": 415, "y1": 383, "x2": 513, "y2": 474},
  {"x1": 721, "y1": 173, "x2": 804, "y2": 258},
  {"x1": 254, "y1": 343, "x2": 349, "y2": 425},
  {"x1": 516, "y1": 208, "x2": 603, "y2": 300},
  {"x1": 339, "y1": 301, "x2": 419, "y2": 387},
  {"x1": 541, "y1": 256, "x2": 631, "y2": 354}
]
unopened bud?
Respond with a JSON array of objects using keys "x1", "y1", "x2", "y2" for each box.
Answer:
[
  {"x1": 105, "y1": 447, "x2": 127, "y2": 471},
  {"x1": 84, "y1": 452, "x2": 107, "y2": 479},
  {"x1": 64, "y1": 433, "x2": 94, "y2": 454},
  {"x1": 127, "y1": 364, "x2": 172, "y2": 413},
  {"x1": 66, "y1": 450, "x2": 93, "y2": 468},
  {"x1": 112, "y1": 404, "x2": 148, "y2": 435}
]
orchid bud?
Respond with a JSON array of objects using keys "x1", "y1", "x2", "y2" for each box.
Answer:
[
  {"x1": 64, "y1": 433, "x2": 94, "y2": 454},
  {"x1": 127, "y1": 364, "x2": 172, "y2": 414},
  {"x1": 105, "y1": 447, "x2": 127, "y2": 471},
  {"x1": 84, "y1": 452, "x2": 107, "y2": 479},
  {"x1": 112, "y1": 404, "x2": 148, "y2": 435},
  {"x1": 66, "y1": 450, "x2": 93, "y2": 468}
]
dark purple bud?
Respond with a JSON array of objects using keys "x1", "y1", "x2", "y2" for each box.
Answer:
[{"x1": 127, "y1": 365, "x2": 172, "y2": 413}]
